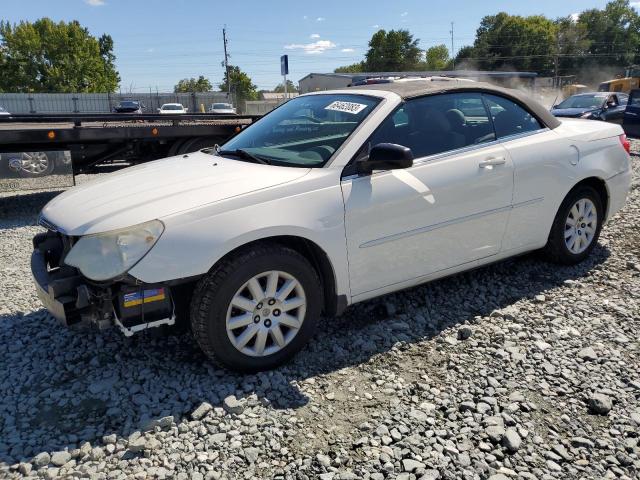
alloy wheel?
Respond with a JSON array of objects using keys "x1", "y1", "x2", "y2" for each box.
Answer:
[
  {"x1": 564, "y1": 198, "x2": 597, "y2": 254},
  {"x1": 225, "y1": 270, "x2": 306, "y2": 357},
  {"x1": 20, "y1": 152, "x2": 50, "y2": 175}
]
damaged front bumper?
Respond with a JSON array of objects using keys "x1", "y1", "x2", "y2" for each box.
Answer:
[{"x1": 31, "y1": 230, "x2": 176, "y2": 336}]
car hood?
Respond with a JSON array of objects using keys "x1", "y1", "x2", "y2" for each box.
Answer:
[
  {"x1": 551, "y1": 107, "x2": 599, "y2": 117},
  {"x1": 41, "y1": 151, "x2": 310, "y2": 236}
]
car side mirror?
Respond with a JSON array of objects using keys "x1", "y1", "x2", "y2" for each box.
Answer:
[{"x1": 357, "y1": 143, "x2": 413, "y2": 174}]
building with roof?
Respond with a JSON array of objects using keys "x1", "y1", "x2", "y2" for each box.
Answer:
[{"x1": 298, "y1": 71, "x2": 538, "y2": 94}]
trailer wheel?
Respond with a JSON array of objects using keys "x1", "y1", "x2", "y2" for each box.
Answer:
[
  {"x1": 14, "y1": 151, "x2": 56, "y2": 177},
  {"x1": 178, "y1": 137, "x2": 202, "y2": 155},
  {"x1": 180, "y1": 137, "x2": 224, "y2": 155},
  {"x1": 167, "y1": 139, "x2": 187, "y2": 158}
]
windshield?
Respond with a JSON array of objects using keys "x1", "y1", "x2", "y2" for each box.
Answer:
[
  {"x1": 213, "y1": 103, "x2": 232, "y2": 109},
  {"x1": 219, "y1": 94, "x2": 380, "y2": 167},
  {"x1": 556, "y1": 95, "x2": 607, "y2": 109},
  {"x1": 162, "y1": 104, "x2": 183, "y2": 110},
  {"x1": 120, "y1": 101, "x2": 139, "y2": 107}
]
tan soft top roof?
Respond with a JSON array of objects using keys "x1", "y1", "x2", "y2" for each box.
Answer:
[{"x1": 350, "y1": 79, "x2": 561, "y2": 130}]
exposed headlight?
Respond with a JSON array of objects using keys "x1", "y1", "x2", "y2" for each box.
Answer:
[{"x1": 64, "y1": 220, "x2": 164, "y2": 281}]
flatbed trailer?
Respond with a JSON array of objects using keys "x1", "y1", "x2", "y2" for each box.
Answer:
[{"x1": 0, "y1": 113, "x2": 260, "y2": 174}]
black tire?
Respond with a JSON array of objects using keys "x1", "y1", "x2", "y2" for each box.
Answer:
[
  {"x1": 190, "y1": 243, "x2": 322, "y2": 372},
  {"x1": 543, "y1": 185, "x2": 604, "y2": 265}
]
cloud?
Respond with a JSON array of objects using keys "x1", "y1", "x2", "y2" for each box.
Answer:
[
  {"x1": 284, "y1": 39, "x2": 336, "y2": 54},
  {"x1": 341, "y1": 48, "x2": 355, "y2": 53},
  {"x1": 371, "y1": 24, "x2": 380, "y2": 29},
  {"x1": 400, "y1": 11, "x2": 408, "y2": 17},
  {"x1": 84, "y1": 0, "x2": 105, "y2": 5},
  {"x1": 631, "y1": 1, "x2": 640, "y2": 9},
  {"x1": 570, "y1": 12, "x2": 580, "y2": 22},
  {"x1": 316, "y1": 17, "x2": 325, "y2": 22},
  {"x1": 310, "y1": 33, "x2": 320, "y2": 39},
  {"x1": 146, "y1": 48, "x2": 155, "y2": 53},
  {"x1": 303, "y1": 15, "x2": 308, "y2": 20}
]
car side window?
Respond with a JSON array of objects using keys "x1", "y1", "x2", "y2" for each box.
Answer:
[
  {"x1": 352, "y1": 92, "x2": 495, "y2": 163},
  {"x1": 618, "y1": 94, "x2": 629, "y2": 106},
  {"x1": 483, "y1": 94, "x2": 543, "y2": 139}
]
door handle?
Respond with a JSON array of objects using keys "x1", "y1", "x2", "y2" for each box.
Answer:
[
  {"x1": 626, "y1": 112, "x2": 638, "y2": 116},
  {"x1": 479, "y1": 157, "x2": 506, "y2": 168}
]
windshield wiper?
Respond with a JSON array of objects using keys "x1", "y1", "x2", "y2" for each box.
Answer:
[{"x1": 218, "y1": 148, "x2": 271, "y2": 165}]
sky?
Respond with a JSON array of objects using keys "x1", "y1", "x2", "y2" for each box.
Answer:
[{"x1": 0, "y1": 0, "x2": 629, "y2": 92}]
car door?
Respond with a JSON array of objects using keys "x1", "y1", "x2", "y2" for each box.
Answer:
[
  {"x1": 483, "y1": 93, "x2": 572, "y2": 252},
  {"x1": 623, "y1": 89, "x2": 640, "y2": 138},
  {"x1": 341, "y1": 92, "x2": 514, "y2": 299},
  {"x1": 603, "y1": 94, "x2": 627, "y2": 123}
]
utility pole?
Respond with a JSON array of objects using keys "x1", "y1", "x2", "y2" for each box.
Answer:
[
  {"x1": 223, "y1": 26, "x2": 231, "y2": 104},
  {"x1": 450, "y1": 22, "x2": 455, "y2": 70}
]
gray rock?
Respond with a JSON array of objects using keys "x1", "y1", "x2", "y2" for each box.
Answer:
[
  {"x1": 486, "y1": 425, "x2": 506, "y2": 443},
  {"x1": 223, "y1": 395, "x2": 244, "y2": 415},
  {"x1": 32, "y1": 452, "x2": 50, "y2": 467},
  {"x1": 402, "y1": 459, "x2": 426, "y2": 472},
  {"x1": 588, "y1": 393, "x2": 613, "y2": 415},
  {"x1": 191, "y1": 401, "x2": 213, "y2": 420},
  {"x1": 578, "y1": 346, "x2": 598, "y2": 361},
  {"x1": 457, "y1": 326, "x2": 473, "y2": 340},
  {"x1": 571, "y1": 437, "x2": 595, "y2": 449},
  {"x1": 50, "y1": 450, "x2": 71, "y2": 466},
  {"x1": 244, "y1": 447, "x2": 259, "y2": 464},
  {"x1": 502, "y1": 428, "x2": 522, "y2": 452}
]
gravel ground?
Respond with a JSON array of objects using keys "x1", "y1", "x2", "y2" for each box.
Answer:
[{"x1": 0, "y1": 143, "x2": 639, "y2": 480}]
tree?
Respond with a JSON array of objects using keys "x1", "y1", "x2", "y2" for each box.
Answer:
[
  {"x1": 0, "y1": 18, "x2": 120, "y2": 92},
  {"x1": 577, "y1": 0, "x2": 640, "y2": 72},
  {"x1": 174, "y1": 76, "x2": 213, "y2": 93},
  {"x1": 462, "y1": 13, "x2": 558, "y2": 74},
  {"x1": 334, "y1": 62, "x2": 365, "y2": 73},
  {"x1": 273, "y1": 80, "x2": 298, "y2": 93},
  {"x1": 424, "y1": 44, "x2": 451, "y2": 70},
  {"x1": 219, "y1": 65, "x2": 258, "y2": 104},
  {"x1": 364, "y1": 29, "x2": 422, "y2": 71}
]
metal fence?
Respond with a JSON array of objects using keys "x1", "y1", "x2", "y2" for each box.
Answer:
[{"x1": 0, "y1": 92, "x2": 232, "y2": 114}]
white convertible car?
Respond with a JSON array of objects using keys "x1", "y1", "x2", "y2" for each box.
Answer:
[{"x1": 32, "y1": 79, "x2": 632, "y2": 371}]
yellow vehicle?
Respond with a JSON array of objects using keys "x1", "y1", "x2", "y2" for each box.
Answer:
[
  {"x1": 598, "y1": 66, "x2": 640, "y2": 93},
  {"x1": 562, "y1": 84, "x2": 589, "y2": 97}
]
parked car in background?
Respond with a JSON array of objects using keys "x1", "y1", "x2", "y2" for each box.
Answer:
[
  {"x1": 158, "y1": 103, "x2": 188, "y2": 114},
  {"x1": 32, "y1": 81, "x2": 631, "y2": 371},
  {"x1": 113, "y1": 100, "x2": 144, "y2": 114},
  {"x1": 623, "y1": 88, "x2": 640, "y2": 138},
  {"x1": 209, "y1": 103, "x2": 236, "y2": 115},
  {"x1": 551, "y1": 92, "x2": 628, "y2": 123},
  {"x1": 0, "y1": 106, "x2": 10, "y2": 116}
]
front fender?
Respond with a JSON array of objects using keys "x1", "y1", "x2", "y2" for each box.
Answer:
[{"x1": 128, "y1": 172, "x2": 350, "y2": 298}]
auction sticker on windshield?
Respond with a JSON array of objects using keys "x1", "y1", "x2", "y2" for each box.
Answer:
[{"x1": 325, "y1": 101, "x2": 368, "y2": 114}]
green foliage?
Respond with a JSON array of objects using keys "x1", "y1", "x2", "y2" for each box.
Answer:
[
  {"x1": 364, "y1": 29, "x2": 422, "y2": 71},
  {"x1": 454, "y1": 0, "x2": 640, "y2": 77},
  {"x1": 576, "y1": 0, "x2": 640, "y2": 69},
  {"x1": 219, "y1": 65, "x2": 258, "y2": 103},
  {"x1": 461, "y1": 12, "x2": 558, "y2": 74},
  {"x1": 273, "y1": 80, "x2": 298, "y2": 93},
  {"x1": 334, "y1": 62, "x2": 365, "y2": 73},
  {"x1": 424, "y1": 44, "x2": 451, "y2": 71},
  {"x1": 0, "y1": 18, "x2": 120, "y2": 93},
  {"x1": 174, "y1": 76, "x2": 213, "y2": 93}
]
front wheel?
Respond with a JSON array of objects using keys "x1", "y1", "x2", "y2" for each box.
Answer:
[
  {"x1": 543, "y1": 185, "x2": 603, "y2": 264},
  {"x1": 190, "y1": 244, "x2": 322, "y2": 372}
]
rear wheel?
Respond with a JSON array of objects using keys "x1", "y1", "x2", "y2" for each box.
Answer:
[
  {"x1": 190, "y1": 244, "x2": 322, "y2": 372},
  {"x1": 544, "y1": 185, "x2": 603, "y2": 264},
  {"x1": 15, "y1": 152, "x2": 55, "y2": 177}
]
